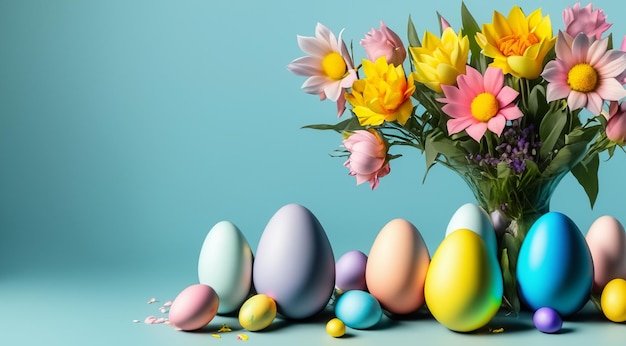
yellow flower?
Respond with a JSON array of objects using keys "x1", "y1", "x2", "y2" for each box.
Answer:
[
  {"x1": 409, "y1": 27, "x2": 469, "y2": 93},
  {"x1": 346, "y1": 57, "x2": 415, "y2": 126},
  {"x1": 476, "y1": 6, "x2": 555, "y2": 79}
]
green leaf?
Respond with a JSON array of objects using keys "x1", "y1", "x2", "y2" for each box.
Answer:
[
  {"x1": 407, "y1": 15, "x2": 421, "y2": 47},
  {"x1": 571, "y1": 153, "x2": 600, "y2": 208},
  {"x1": 460, "y1": 2, "x2": 482, "y2": 67},
  {"x1": 302, "y1": 116, "x2": 363, "y2": 133},
  {"x1": 539, "y1": 108, "x2": 567, "y2": 159},
  {"x1": 497, "y1": 161, "x2": 511, "y2": 179},
  {"x1": 423, "y1": 134, "x2": 439, "y2": 183},
  {"x1": 526, "y1": 84, "x2": 548, "y2": 122},
  {"x1": 543, "y1": 141, "x2": 589, "y2": 177},
  {"x1": 500, "y1": 247, "x2": 520, "y2": 315}
]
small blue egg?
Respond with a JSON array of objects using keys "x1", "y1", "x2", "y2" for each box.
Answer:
[
  {"x1": 516, "y1": 212, "x2": 593, "y2": 316},
  {"x1": 334, "y1": 290, "x2": 382, "y2": 329}
]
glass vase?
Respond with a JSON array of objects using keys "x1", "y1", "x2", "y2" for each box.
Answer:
[{"x1": 457, "y1": 166, "x2": 571, "y2": 314}]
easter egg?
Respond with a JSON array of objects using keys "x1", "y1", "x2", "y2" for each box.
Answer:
[
  {"x1": 169, "y1": 284, "x2": 219, "y2": 331},
  {"x1": 335, "y1": 250, "x2": 368, "y2": 292},
  {"x1": 198, "y1": 220, "x2": 253, "y2": 314},
  {"x1": 446, "y1": 203, "x2": 498, "y2": 258},
  {"x1": 585, "y1": 215, "x2": 626, "y2": 293},
  {"x1": 326, "y1": 318, "x2": 346, "y2": 337},
  {"x1": 533, "y1": 307, "x2": 562, "y2": 333},
  {"x1": 424, "y1": 229, "x2": 502, "y2": 332},
  {"x1": 516, "y1": 212, "x2": 593, "y2": 317},
  {"x1": 601, "y1": 278, "x2": 626, "y2": 323},
  {"x1": 365, "y1": 218, "x2": 430, "y2": 315},
  {"x1": 334, "y1": 290, "x2": 382, "y2": 329},
  {"x1": 253, "y1": 204, "x2": 335, "y2": 320},
  {"x1": 238, "y1": 294, "x2": 277, "y2": 331}
]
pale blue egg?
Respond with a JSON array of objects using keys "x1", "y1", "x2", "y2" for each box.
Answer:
[
  {"x1": 445, "y1": 203, "x2": 498, "y2": 258},
  {"x1": 198, "y1": 221, "x2": 253, "y2": 314},
  {"x1": 334, "y1": 290, "x2": 382, "y2": 329},
  {"x1": 253, "y1": 204, "x2": 335, "y2": 320},
  {"x1": 516, "y1": 212, "x2": 593, "y2": 316}
]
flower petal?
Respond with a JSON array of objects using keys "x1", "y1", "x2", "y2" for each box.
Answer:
[
  {"x1": 487, "y1": 115, "x2": 506, "y2": 137},
  {"x1": 465, "y1": 122, "x2": 488, "y2": 142},
  {"x1": 567, "y1": 90, "x2": 588, "y2": 110}
]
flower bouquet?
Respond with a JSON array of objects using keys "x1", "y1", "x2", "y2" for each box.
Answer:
[{"x1": 287, "y1": 2, "x2": 626, "y2": 313}]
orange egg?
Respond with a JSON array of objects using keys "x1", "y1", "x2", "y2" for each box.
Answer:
[{"x1": 365, "y1": 218, "x2": 430, "y2": 315}]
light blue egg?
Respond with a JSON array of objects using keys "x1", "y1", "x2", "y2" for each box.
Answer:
[
  {"x1": 516, "y1": 212, "x2": 593, "y2": 316},
  {"x1": 334, "y1": 290, "x2": 382, "y2": 329},
  {"x1": 445, "y1": 203, "x2": 498, "y2": 259}
]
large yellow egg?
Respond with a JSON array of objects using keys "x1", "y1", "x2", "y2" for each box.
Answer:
[
  {"x1": 238, "y1": 294, "x2": 277, "y2": 331},
  {"x1": 424, "y1": 229, "x2": 502, "y2": 332}
]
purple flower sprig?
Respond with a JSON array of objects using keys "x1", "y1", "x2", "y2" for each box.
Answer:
[{"x1": 467, "y1": 122, "x2": 541, "y2": 174}]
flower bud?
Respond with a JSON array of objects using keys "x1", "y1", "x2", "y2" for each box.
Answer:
[
  {"x1": 360, "y1": 21, "x2": 406, "y2": 66},
  {"x1": 342, "y1": 130, "x2": 390, "y2": 190}
]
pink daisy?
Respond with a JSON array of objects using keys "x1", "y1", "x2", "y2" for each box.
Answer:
[
  {"x1": 437, "y1": 66, "x2": 523, "y2": 142},
  {"x1": 542, "y1": 31, "x2": 626, "y2": 116},
  {"x1": 287, "y1": 23, "x2": 358, "y2": 117}
]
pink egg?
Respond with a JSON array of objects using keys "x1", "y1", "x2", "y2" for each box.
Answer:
[
  {"x1": 586, "y1": 215, "x2": 626, "y2": 293},
  {"x1": 169, "y1": 284, "x2": 219, "y2": 331}
]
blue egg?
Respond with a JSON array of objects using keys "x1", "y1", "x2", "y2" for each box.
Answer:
[
  {"x1": 516, "y1": 212, "x2": 593, "y2": 316},
  {"x1": 334, "y1": 290, "x2": 382, "y2": 329}
]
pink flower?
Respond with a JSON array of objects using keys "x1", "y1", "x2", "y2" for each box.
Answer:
[
  {"x1": 360, "y1": 21, "x2": 406, "y2": 66},
  {"x1": 563, "y1": 3, "x2": 611, "y2": 40},
  {"x1": 343, "y1": 130, "x2": 390, "y2": 190},
  {"x1": 606, "y1": 101, "x2": 626, "y2": 144},
  {"x1": 542, "y1": 31, "x2": 626, "y2": 116},
  {"x1": 437, "y1": 66, "x2": 523, "y2": 142},
  {"x1": 618, "y1": 35, "x2": 626, "y2": 84},
  {"x1": 287, "y1": 23, "x2": 358, "y2": 117}
]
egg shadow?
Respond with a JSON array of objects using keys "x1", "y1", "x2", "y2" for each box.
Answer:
[{"x1": 260, "y1": 307, "x2": 337, "y2": 332}]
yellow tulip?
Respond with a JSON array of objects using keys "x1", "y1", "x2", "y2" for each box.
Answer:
[
  {"x1": 476, "y1": 6, "x2": 555, "y2": 79},
  {"x1": 409, "y1": 27, "x2": 469, "y2": 93}
]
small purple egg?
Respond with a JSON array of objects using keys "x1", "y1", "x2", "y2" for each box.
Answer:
[
  {"x1": 335, "y1": 250, "x2": 368, "y2": 291},
  {"x1": 533, "y1": 307, "x2": 562, "y2": 333}
]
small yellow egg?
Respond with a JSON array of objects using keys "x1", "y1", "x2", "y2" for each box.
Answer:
[
  {"x1": 601, "y1": 278, "x2": 626, "y2": 322},
  {"x1": 238, "y1": 294, "x2": 277, "y2": 331},
  {"x1": 326, "y1": 318, "x2": 345, "y2": 337}
]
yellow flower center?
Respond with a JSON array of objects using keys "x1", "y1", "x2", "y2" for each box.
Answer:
[
  {"x1": 322, "y1": 52, "x2": 347, "y2": 80},
  {"x1": 497, "y1": 32, "x2": 539, "y2": 57},
  {"x1": 567, "y1": 63, "x2": 598, "y2": 92},
  {"x1": 471, "y1": 92, "x2": 499, "y2": 122}
]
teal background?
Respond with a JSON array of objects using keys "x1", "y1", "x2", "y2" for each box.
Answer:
[{"x1": 1, "y1": 0, "x2": 625, "y2": 344}]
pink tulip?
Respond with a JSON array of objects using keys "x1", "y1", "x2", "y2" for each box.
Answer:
[
  {"x1": 360, "y1": 21, "x2": 406, "y2": 66},
  {"x1": 606, "y1": 101, "x2": 626, "y2": 144},
  {"x1": 563, "y1": 2, "x2": 611, "y2": 40},
  {"x1": 343, "y1": 130, "x2": 390, "y2": 190}
]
